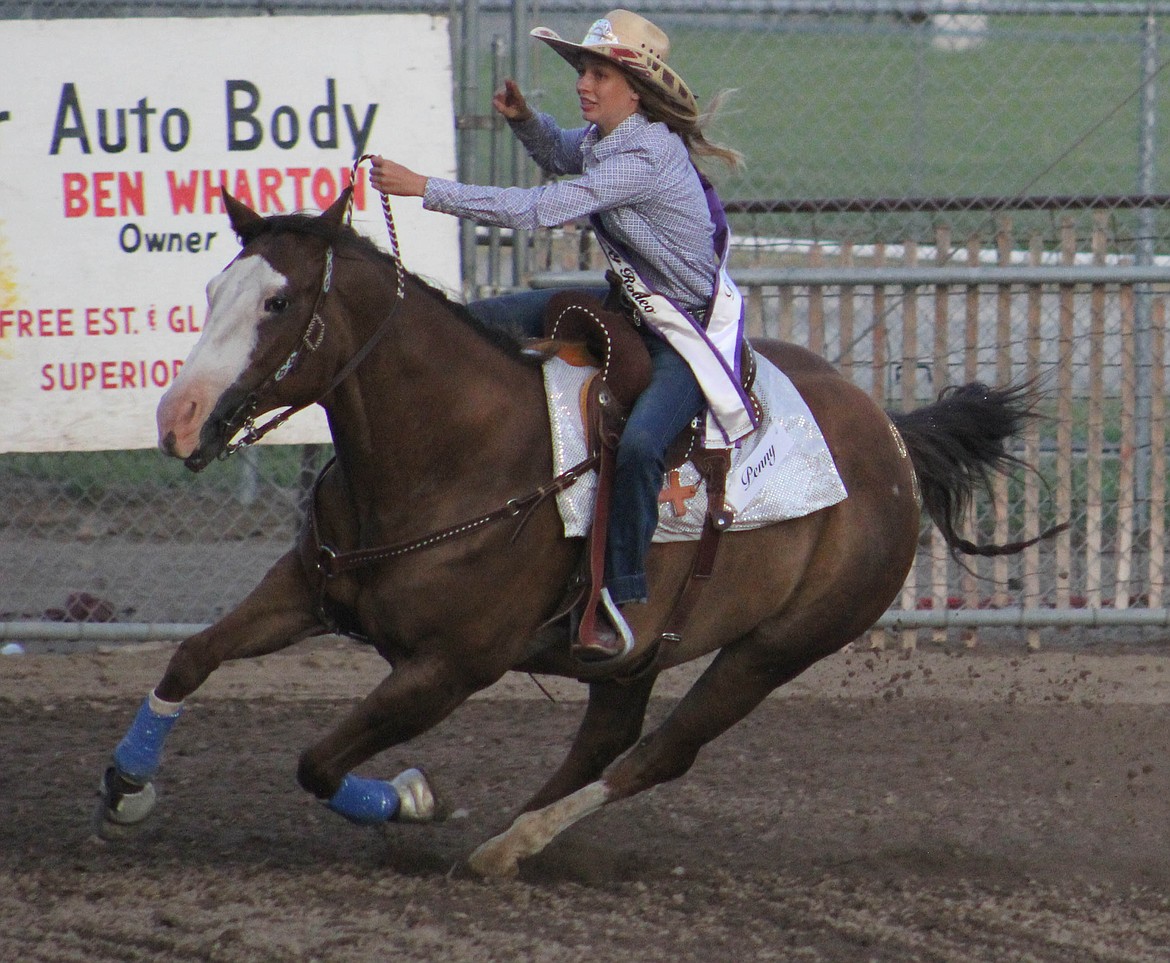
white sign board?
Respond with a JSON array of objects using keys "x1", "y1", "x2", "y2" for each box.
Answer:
[{"x1": 0, "y1": 15, "x2": 460, "y2": 452}]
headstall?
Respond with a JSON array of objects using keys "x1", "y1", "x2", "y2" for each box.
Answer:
[
  {"x1": 220, "y1": 154, "x2": 404, "y2": 458},
  {"x1": 209, "y1": 157, "x2": 599, "y2": 578}
]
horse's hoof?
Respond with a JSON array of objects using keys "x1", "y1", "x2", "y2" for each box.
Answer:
[
  {"x1": 93, "y1": 766, "x2": 157, "y2": 839},
  {"x1": 467, "y1": 835, "x2": 520, "y2": 879},
  {"x1": 390, "y1": 767, "x2": 447, "y2": 824}
]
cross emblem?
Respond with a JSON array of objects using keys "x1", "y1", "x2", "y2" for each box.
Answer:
[{"x1": 658, "y1": 469, "x2": 698, "y2": 517}]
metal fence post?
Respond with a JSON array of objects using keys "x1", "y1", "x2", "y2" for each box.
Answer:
[
  {"x1": 1135, "y1": 7, "x2": 1158, "y2": 528},
  {"x1": 487, "y1": 33, "x2": 507, "y2": 292},
  {"x1": 510, "y1": 0, "x2": 532, "y2": 288},
  {"x1": 456, "y1": 0, "x2": 481, "y2": 299}
]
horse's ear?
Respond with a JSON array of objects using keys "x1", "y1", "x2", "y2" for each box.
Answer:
[
  {"x1": 221, "y1": 187, "x2": 264, "y2": 240},
  {"x1": 320, "y1": 187, "x2": 353, "y2": 230}
]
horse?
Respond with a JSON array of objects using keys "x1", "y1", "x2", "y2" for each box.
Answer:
[{"x1": 95, "y1": 186, "x2": 1051, "y2": 878}]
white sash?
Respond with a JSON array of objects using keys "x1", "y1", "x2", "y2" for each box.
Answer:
[{"x1": 594, "y1": 234, "x2": 757, "y2": 447}]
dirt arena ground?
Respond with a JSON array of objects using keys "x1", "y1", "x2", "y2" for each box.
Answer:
[{"x1": 2, "y1": 635, "x2": 1169, "y2": 962}]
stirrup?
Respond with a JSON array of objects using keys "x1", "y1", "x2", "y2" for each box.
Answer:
[{"x1": 573, "y1": 588, "x2": 636, "y2": 662}]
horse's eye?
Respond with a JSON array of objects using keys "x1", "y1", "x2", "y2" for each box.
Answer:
[{"x1": 264, "y1": 296, "x2": 288, "y2": 313}]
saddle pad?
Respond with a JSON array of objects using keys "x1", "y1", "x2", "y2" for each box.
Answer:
[{"x1": 542, "y1": 350, "x2": 848, "y2": 542}]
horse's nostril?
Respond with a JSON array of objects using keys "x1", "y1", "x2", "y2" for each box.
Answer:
[{"x1": 179, "y1": 398, "x2": 199, "y2": 429}]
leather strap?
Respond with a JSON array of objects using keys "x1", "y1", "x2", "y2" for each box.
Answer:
[
  {"x1": 310, "y1": 454, "x2": 598, "y2": 578},
  {"x1": 653, "y1": 447, "x2": 733, "y2": 657},
  {"x1": 574, "y1": 377, "x2": 628, "y2": 650},
  {"x1": 222, "y1": 263, "x2": 405, "y2": 458}
]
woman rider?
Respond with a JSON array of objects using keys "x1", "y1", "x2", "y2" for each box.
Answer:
[{"x1": 370, "y1": 9, "x2": 755, "y2": 660}]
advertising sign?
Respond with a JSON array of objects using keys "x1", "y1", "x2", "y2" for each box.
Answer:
[{"x1": 0, "y1": 15, "x2": 460, "y2": 452}]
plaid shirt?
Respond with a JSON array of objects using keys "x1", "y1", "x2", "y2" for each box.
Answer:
[{"x1": 423, "y1": 112, "x2": 717, "y2": 317}]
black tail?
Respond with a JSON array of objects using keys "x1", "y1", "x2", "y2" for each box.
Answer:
[{"x1": 889, "y1": 381, "x2": 1067, "y2": 557}]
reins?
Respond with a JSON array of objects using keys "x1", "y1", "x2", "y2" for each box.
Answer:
[
  {"x1": 312, "y1": 453, "x2": 599, "y2": 577},
  {"x1": 220, "y1": 155, "x2": 405, "y2": 458}
]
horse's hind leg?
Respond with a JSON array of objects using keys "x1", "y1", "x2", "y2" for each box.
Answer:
[
  {"x1": 468, "y1": 633, "x2": 809, "y2": 877},
  {"x1": 95, "y1": 549, "x2": 323, "y2": 838},
  {"x1": 520, "y1": 674, "x2": 657, "y2": 813}
]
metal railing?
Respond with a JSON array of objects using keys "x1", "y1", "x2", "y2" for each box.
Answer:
[{"x1": 7, "y1": 1, "x2": 1170, "y2": 648}]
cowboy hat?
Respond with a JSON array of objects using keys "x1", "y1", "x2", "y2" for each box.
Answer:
[{"x1": 531, "y1": 9, "x2": 698, "y2": 118}]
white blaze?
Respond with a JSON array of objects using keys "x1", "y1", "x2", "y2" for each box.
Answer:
[{"x1": 155, "y1": 255, "x2": 288, "y2": 456}]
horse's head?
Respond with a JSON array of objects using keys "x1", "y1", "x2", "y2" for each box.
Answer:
[{"x1": 156, "y1": 187, "x2": 352, "y2": 471}]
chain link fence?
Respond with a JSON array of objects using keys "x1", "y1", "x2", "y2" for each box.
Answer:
[{"x1": 5, "y1": 1, "x2": 1170, "y2": 648}]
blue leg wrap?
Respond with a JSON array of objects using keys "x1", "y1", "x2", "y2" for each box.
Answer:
[
  {"x1": 327, "y1": 774, "x2": 400, "y2": 825},
  {"x1": 113, "y1": 696, "x2": 182, "y2": 783}
]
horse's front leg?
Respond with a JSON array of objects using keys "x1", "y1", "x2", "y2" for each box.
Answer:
[
  {"x1": 295, "y1": 653, "x2": 483, "y2": 827},
  {"x1": 95, "y1": 549, "x2": 324, "y2": 838}
]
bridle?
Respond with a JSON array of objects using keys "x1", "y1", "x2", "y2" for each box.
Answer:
[
  {"x1": 219, "y1": 155, "x2": 405, "y2": 459},
  {"x1": 205, "y1": 156, "x2": 598, "y2": 583}
]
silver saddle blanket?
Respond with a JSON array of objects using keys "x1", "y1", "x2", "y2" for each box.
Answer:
[{"x1": 542, "y1": 349, "x2": 848, "y2": 542}]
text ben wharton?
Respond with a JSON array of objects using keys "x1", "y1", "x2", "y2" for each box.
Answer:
[{"x1": 48, "y1": 78, "x2": 377, "y2": 251}]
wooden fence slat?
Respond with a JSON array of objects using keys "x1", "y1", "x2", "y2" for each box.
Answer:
[
  {"x1": 1149, "y1": 299, "x2": 1166, "y2": 608},
  {"x1": 964, "y1": 234, "x2": 981, "y2": 383},
  {"x1": 901, "y1": 239, "x2": 920, "y2": 406},
  {"x1": 871, "y1": 244, "x2": 888, "y2": 408},
  {"x1": 779, "y1": 285, "x2": 794, "y2": 343},
  {"x1": 993, "y1": 217, "x2": 1013, "y2": 607},
  {"x1": 932, "y1": 225, "x2": 952, "y2": 645},
  {"x1": 1056, "y1": 219, "x2": 1075, "y2": 611},
  {"x1": 839, "y1": 240, "x2": 855, "y2": 377},
  {"x1": 1086, "y1": 212, "x2": 1107, "y2": 608},
  {"x1": 1025, "y1": 233, "x2": 1043, "y2": 650},
  {"x1": 809, "y1": 243, "x2": 825, "y2": 356},
  {"x1": 961, "y1": 232, "x2": 982, "y2": 645},
  {"x1": 868, "y1": 242, "x2": 889, "y2": 649},
  {"x1": 564, "y1": 222, "x2": 581, "y2": 271},
  {"x1": 747, "y1": 286, "x2": 765, "y2": 340},
  {"x1": 900, "y1": 240, "x2": 919, "y2": 651},
  {"x1": 1115, "y1": 283, "x2": 1136, "y2": 609}
]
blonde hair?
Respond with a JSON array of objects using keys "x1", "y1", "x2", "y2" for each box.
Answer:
[{"x1": 633, "y1": 80, "x2": 743, "y2": 172}]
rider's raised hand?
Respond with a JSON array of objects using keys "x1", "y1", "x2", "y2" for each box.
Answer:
[{"x1": 492, "y1": 79, "x2": 533, "y2": 123}]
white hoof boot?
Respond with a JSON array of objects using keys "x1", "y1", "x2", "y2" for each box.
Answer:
[
  {"x1": 390, "y1": 767, "x2": 443, "y2": 823},
  {"x1": 93, "y1": 767, "x2": 157, "y2": 839}
]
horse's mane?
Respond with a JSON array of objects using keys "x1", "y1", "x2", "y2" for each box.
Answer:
[{"x1": 235, "y1": 210, "x2": 538, "y2": 367}]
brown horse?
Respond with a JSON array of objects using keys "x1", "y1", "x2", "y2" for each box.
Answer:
[{"x1": 96, "y1": 188, "x2": 1048, "y2": 878}]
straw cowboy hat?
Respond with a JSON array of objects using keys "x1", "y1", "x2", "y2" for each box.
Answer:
[{"x1": 531, "y1": 9, "x2": 699, "y2": 118}]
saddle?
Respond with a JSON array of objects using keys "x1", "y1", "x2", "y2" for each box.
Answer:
[{"x1": 533, "y1": 284, "x2": 753, "y2": 672}]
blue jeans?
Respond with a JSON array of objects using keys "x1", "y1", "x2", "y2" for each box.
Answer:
[
  {"x1": 467, "y1": 287, "x2": 608, "y2": 338},
  {"x1": 466, "y1": 289, "x2": 704, "y2": 606}
]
